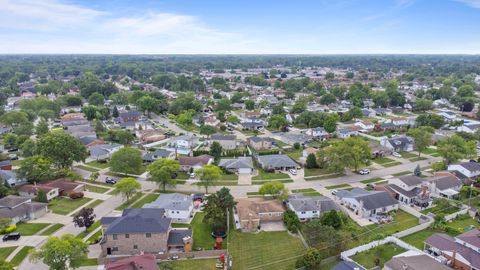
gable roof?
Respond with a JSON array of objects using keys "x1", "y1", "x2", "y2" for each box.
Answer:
[
  {"x1": 106, "y1": 254, "x2": 159, "y2": 270},
  {"x1": 248, "y1": 136, "x2": 275, "y2": 143},
  {"x1": 178, "y1": 155, "x2": 212, "y2": 166},
  {"x1": 236, "y1": 198, "x2": 284, "y2": 220},
  {"x1": 427, "y1": 175, "x2": 462, "y2": 191},
  {"x1": 336, "y1": 188, "x2": 398, "y2": 210},
  {"x1": 218, "y1": 157, "x2": 253, "y2": 170},
  {"x1": 288, "y1": 194, "x2": 339, "y2": 212},
  {"x1": 457, "y1": 161, "x2": 480, "y2": 172},
  {"x1": 143, "y1": 193, "x2": 192, "y2": 211},
  {"x1": 385, "y1": 254, "x2": 451, "y2": 270},
  {"x1": 398, "y1": 175, "x2": 423, "y2": 186},
  {"x1": 256, "y1": 154, "x2": 297, "y2": 169},
  {"x1": 426, "y1": 233, "x2": 480, "y2": 269},
  {"x1": 104, "y1": 208, "x2": 171, "y2": 234}
]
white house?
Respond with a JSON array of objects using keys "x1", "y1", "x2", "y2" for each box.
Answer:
[
  {"x1": 425, "y1": 173, "x2": 463, "y2": 199},
  {"x1": 381, "y1": 136, "x2": 414, "y2": 152},
  {"x1": 354, "y1": 121, "x2": 375, "y2": 131},
  {"x1": 457, "y1": 123, "x2": 480, "y2": 134},
  {"x1": 335, "y1": 188, "x2": 399, "y2": 218},
  {"x1": 142, "y1": 193, "x2": 193, "y2": 223},
  {"x1": 304, "y1": 127, "x2": 329, "y2": 139},
  {"x1": 88, "y1": 143, "x2": 124, "y2": 161},
  {"x1": 287, "y1": 194, "x2": 339, "y2": 221},
  {"x1": 437, "y1": 111, "x2": 457, "y2": 122},
  {"x1": 336, "y1": 127, "x2": 358, "y2": 138},
  {"x1": 448, "y1": 161, "x2": 480, "y2": 179}
]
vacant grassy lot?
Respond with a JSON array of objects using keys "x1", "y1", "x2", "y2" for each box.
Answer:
[
  {"x1": 40, "y1": 224, "x2": 64, "y2": 235},
  {"x1": 252, "y1": 170, "x2": 290, "y2": 181},
  {"x1": 191, "y1": 212, "x2": 214, "y2": 250},
  {"x1": 229, "y1": 231, "x2": 305, "y2": 270},
  {"x1": 350, "y1": 243, "x2": 406, "y2": 269},
  {"x1": 10, "y1": 246, "x2": 34, "y2": 266},
  {"x1": 86, "y1": 161, "x2": 110, "y2": 169},
  {"x1": 131, "y1": 193, "x2": 160, "y2": 208},
  {"x1": 15, "y1": 222, "x2": 50, "y2": 236},
  {"x1": 48, "y1": 197, "x2": 93, "y2": 215},
  {"x1": 159, "y1": 259, "x2": 218, "y2": 270},
  {"x1": 326, "y1": 183, "x2": 351, "y2": 190}
]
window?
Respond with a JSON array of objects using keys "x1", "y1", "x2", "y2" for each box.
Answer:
[
  {"x1": 301, "y1": 211, "x2": 306, "y2": 214},
  {"x1": 125, "y1": 234, "x2": 129, "y2": 238},
  {"x1": 146, "y1": 233, "x2": 151, "y2": 238},
  {"x1": 133, "y1": 245, "x2": 138, "y2": 249},
  {"x1": 171, "y1": 211, "x2": 174, "y2": 213},
  {"x1": 112, "y1": 234, "x2": 117, "y2": 240},
  {"x1": 312, "y1": 211, "x2": 317, "y2": 213},
  {"x1": 112, "y1": 247, "x2": 118, "y2": 252},
  {"x1": 176, "y1": 211, "x2": 179, "y2": 214}
]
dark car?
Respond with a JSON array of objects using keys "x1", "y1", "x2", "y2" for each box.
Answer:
[
  {"x1": 105, "y1": 177, "x2": 117, "y2": 185},
  {"x1": 3, "y1": 233, "x2": 20, "y2": 241},
  {"x1": 7, "y1": 148, "x2": 18, "y2": 153}
]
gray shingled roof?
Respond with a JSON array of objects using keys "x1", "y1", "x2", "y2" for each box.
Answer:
[
  {"x1": 458, "y1": 161, "x2": 480, "y2": 172},
  {"x1": 288, "y1": 194, "x2": 339, "y2": 213},
  {"x1": 104, "y1": 208, "x2": 171, "y2": 234},
  {"x1": 336, "y1": 188, "x2": 398, "y2": 210},
  {"x1": 211, "y1": 133, "x2": 236, "y2": 141},
  {"x1": 143, "y1": 193, "x2": 192, "y2": 211},
  {"x1": 385, "y1": 255, "x2": 451, "y2": 270},
  {"x1": 398, "y1": 175, "x2": 423, "y2": 186},
  {"x1": 167, "y1": 229, "x2": 192, "y2": 246},
  {"x1": 427, "y1": 175, "x2": 462, "y2": 191},
  {"x1": 218, "y1": 157, "x2": 253, "y2": 170},
  {"x1": 256, "y1": 154, "x2": 297, "y2": 169}
]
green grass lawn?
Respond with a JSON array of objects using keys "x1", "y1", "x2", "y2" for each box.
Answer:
[
  {"x1": 361, "y1": 177, "x2": 384, "y2": 184},
  {"x1": 48, "y1": 197, "x2": 93, "y2": 215},
  {"x1": 392, "y1": 171, "x2": 412, "y2": 177},
  {"x1": 252, "y1": 170, "x2": 290, "y2": 180},
  {"x1": 76, "y1": 165, "x2": 99, "y2": 172},
  {"x1": 10, "y1": 246, "x2": 34, "y2": 266},
  {"x1": 366, "y1": 210, "x2": 418, "y2": 236},
  {"x1": 86, "y1": 161, "x2": 110, "y2": 169},
  {"x1": 285, "y1": 149, "x2": 303, "y2": 160},
  {"x1": 252, "y1": 179, "x2": 293, "y2": 185},
  {"x1": 77, "y1": 220, "x2": 101, "y2": 240},
  {"x1": 221, "y1": 174, "x2": 238, "y2": 180},
  {"x1": 0, "y1": 247, "x2": 16, "y2": 261},
  {"x1": 131, "y1": 193, "x2": 160, "y2": 208},
  {"x1": 15, "y1": 222, "x2": 50, "y2": 236},
  {"x1": 326, "y1": 183, "x2": 351, "y2": 190},
  {"x1": 159, "y1": 259, "x2": 218, "y2": 270},
  {"x1": 85, "y1": 184, "x2": 109, "y2": 193},
  {"x1": 382, "y1": 161, "x2": 402, "y2": 168},
  {"x1": 291, "y1": 188, "x2": 322, "y2": 196},
  {"x1": 229, "y1": 230, "x2": 306, "y2": 270},
  {"x1": 86, "y1": 229, "x2": 102, "y2": 243},
  {"x1": 11, "y1": 160, "x2": 23, "y2": 166},
  {"x1": 421, "y1": 148, "x2": 438, "y2": 155},
  {"x1": 172, "y1": 223, "x2": 191, "y2": 228},
  {"x1": 304, "y1": 168, "x2": 330, "y2": 177},
  {"x1": 350, "y1": 243, "x2": 406, "y2": 269},
  {"x1": 175, "y1": 172, "x2": 190, "y2": 180},
  {"x1": 274, "y1": 139, "x2": 289, "y2": 148},
  {"x1": 372, "y1": 157, "x2": 396, "y2": 165},
  {"x1": 400, "y1": 152, "x2": 417, "y2": 159},
  {"x1": 409, "y1": 157, "x2": 427, "y2": 162},
  {"x1": 77, "y1": 258, "x2": 98, "y2": 267},
  {"x1": 191, "y1": 212, "x2": 214, "y2": 250},
  {"x1": 70, "y1": 200, "x2": 104, "y2": 216},
  {"x1": 40, "y1": 224, "x2": 64, "y2": 235},
  {"x1": 115, "y1": 192, "x2": 145, "y2": 211},
  {"x1": 420, "y1": 204, "x2": 460, "y2": 216}
]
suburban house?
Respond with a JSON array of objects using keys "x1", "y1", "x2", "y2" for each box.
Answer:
[
  {"x1": 335, "y1": 188, "x2": 399, "y2": 218},
  {"x1": 0, "y1": 195, "x2": 48, "y2": 224},
  {"x1": 239, "y1": 120, "x2": 265, "y2": 131},
  {"x1": 287, "y1": 194, "x2": 339, "y2": 221},
  {"x1": 167, "y1": 135, "x2": 200, "y2": 154},
  {"x1": 0, "y1": 170, "x2": 27, "y2": 187},
  {"x1": 354, "y1": 120, "x2": 375, "y2": 132},
  {"x1": 79, "y1": 136, "x2": 105, "y2": 148},
  {"x1": 457, "y1": 123, "x2": 480, "y2": 134},
  {"x1": 437, "y1": 111, "x2": 457, "y2": 122},
  {"x1": 448, "y1": 161, "x2": 480, "y2": 180},
  {"x1": 143, "y1": 193, "x2": 193, "y2": 223},
  {"x1": 136, "y1": 130, "x2": 166, "y2": 143},
  {"x1": 117, "y1": 111, "x2": 141, "y2": 123},
  {"x1": 210, "y1": 133, "x2": 237, "y2": 150},
  {"x1": 336, "y1": 127, "x2": 358, "y2": 138},
  {"x1": 18, "y1": 185, "x2": 60, "y2": 201},
  {"x1": 379, "y1": 175, "x2": 431, "y2": 207},
  {"x1": 381, "y1": 136, "x2": 414, "y2": 152},
  {"x1": 235, "y1": 198, "x2": 285, "y2": 232},
  {"x1": 89, "y1": 143, "x2": 124, "y2": 161},
  {"x1": 178, "y1": 155, "x2": 213, "y2": 171},
  {"x1": 105, "y1": 254, "x2": 159, "y2": 270},
  {"x1": 255, "y1": 154, "x2": 298, "y2": 171},
  {"x1": 369, "y1": 141, "x2": 393, "y2": 158},
  {"x1": 18, "y1": 179, "x2": 85, "y2": 200},
  {"x1": 246, "y1": 136, "x2": 275, "y2": 150},
  {"x1": 143, "y1": 149, "x2": 175, "y2": 163},
  {"x1": 101, "y1": 208, "x2": 192, "y2": 256},
  {"x1": 0, "y1": 160, "x2": 12, "y2": 171},
  {"x1": 425, "y1": 172, "x2": 463, "y2": 198},
  {"x1": 425, "y1": 229, "x2": 480, "y2": 270},
  {"x1": 303, "y1": 127, "x2": 329, "y2": 139},
  {"x1": 218, "y1": 157, "x2": 254, "y2": 174},
  {"x1": 384, "y1": 254, "x2": 451, "y2": 270}
]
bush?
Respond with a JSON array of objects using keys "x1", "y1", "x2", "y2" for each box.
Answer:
[
  {"x1": 69, "y1": 192, "x2": 84, "y2": 199},
  {"x1": 283, "y1": 209, "x2": 300, "y2": 232},
  {"x1": 445, "y1": 226, "x2": 462, "y2": 235},
  {"x1": 0, "y1": 225, "x2": 16, "y2": 234}
]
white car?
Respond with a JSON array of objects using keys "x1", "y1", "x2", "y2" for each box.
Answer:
[
  {"x1": 392, "y1": 152, "x2": 402, "y2": 158},
  {"x1": 289, "y1": 169, "x2": 297, "y2": 175},
  {"x1": 189, "y1": 173, "x2": 196, "y2": 179},
  {"x1": 359, "y1": 168, "x2": 370, "y2": 175},
  {"x1": 331, "y1": 189, "x2": 338, "y2": 195}
]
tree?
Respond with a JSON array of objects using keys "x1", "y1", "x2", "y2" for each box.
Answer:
[
  {"x1": 407, "y1": 127, "x2": 433, "y2": 157},
  {"x1": 305, "y1": 153, "x2": 318, "y2": 169},
  {"x1": 343, "y1": 137, "x2": 372, "y2": 172},
  {"x1": 245, "y1": 100, "x2": 255, "y2": 110},
  {"x1": 414, "y1": 98, "x2": 433, "y2": 112},
  {"x1": 210, "y1": 141, "x2": 223, "y2": 164},
  {"x1": 0, "y1": 111, "x2": 29, "y2": 128},
  {"x1": 320, "y1": 93, "x2": 336, "y2": 105},
  {"x1": 437, "y1": 134, "x2": 476, "y2": 164},
  {"x1": 36, "y1": 190, "x2": 48, "y2": 203},
  {"x1": 268, "y1": 114, "x2": 288, "y2": 131},
  {"x1": 89, "y1": 171, "x2": 100, "y2": 182},
  {"x1": 414, "y1": 164, "x2": 421, "y2": 177},
  {"x1": 432, "y1": 214, "x2": 447, "y2": 230},
  {"x1": 112, "y1": 106, "x2": 119, "y2": 118},
  {"x1": 20, "y1": 139, "x2": 37, "y2": 157},
  {"x1": 114, "y1": 177, "x2": 141, "y2": 201},
  {"x1": 323, "y1": 115, "x2": 337, "y2": 133},
  {"x1": 137, "y1": 95, "x2": 157, "y2": 116},
  {"x1": 36, "y1": 119, "x2": 49, "y2": 136},
  {"x1": 3, "y1": 134, "x2": 18, "y2": 149},
  {"x1": 200, "y1": 125, "x2": 216, "y2": 138},
  {"x1": 37, "y1": 133, "x2": 87, "y2": 169},
  {"x1": 297, "y1": 248, "x2": 322, "y2": 270},
  {"x1": 215, "y1": 98, "x2": 232, "y2": 112},
  {"x1": 226, "y1": 115, "x2": 240, "y2": 124},
  {"x1": 372, "y1": 91, "x2": 389, "y2": 107},
  {"x1": 17, "y1": 156, "x2": 53, "y2": 183},
  {"x1": 259, "y1": 181, "x2": 288, "y2": 199},
  {"x1": 110, "y1": 147, "x2": 143, "y2": 175},
  {"x1": 195, "y1": 165, "x2": 222, "y2": 193},
  {"x1": 416, "y1": 114, "x2": 445, "y2": 129},
  {"x1": 88, "y1": 93, "x2": 104, "y2": 106},
  {"x1": 320, "y1": 210, "x2": 343, "y2": 229},
  {"x1": 73, "y1": 208, "x2": 96, "y2": 231},
  {"x1": 30, "y1": 234, "x2": 88, "y2": 270},
  {"x1": 283, "y1": 209, "x2": 300, "y2": 232},
  {"x1": 291, "y1": 100, "x2": 307, "y2": 114},
  {"x1": 147, "y1": 159, "x2": 180, "y2": 191}
]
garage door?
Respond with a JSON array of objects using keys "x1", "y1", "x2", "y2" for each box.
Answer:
[{"x1": 238, "y1": 168, "x2": 252, "y2": 174}]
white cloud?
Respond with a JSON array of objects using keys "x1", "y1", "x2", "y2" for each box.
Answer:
[{"x1": 455, "y1": 0, "x2": 480, "y2": 8}]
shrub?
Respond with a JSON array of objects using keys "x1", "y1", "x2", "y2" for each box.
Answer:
[
  {"x1": 0, "y1": 225, "x2": 16, "y2": 234},
  {"x1": 69, "y1": 192, "x2": 84, "y2": 199},
  {"x1": 445, "y1": 226, "x2": 462, "y2": 235}
]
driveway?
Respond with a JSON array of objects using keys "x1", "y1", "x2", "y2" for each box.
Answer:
[
  {"x1": 261, "y1": 222, "x2": 286, "y2": 232},
  {"x1": 238, "y1": 173, "x2": 252, "y2": 185}
]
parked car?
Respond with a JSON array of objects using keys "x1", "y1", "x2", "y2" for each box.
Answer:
[
  {"x1": 105, "y1": 177, "x2": 117, "y2": 185},
  {"x1": 3, "y1": 233, "x2": 20, "y2": 242},
  {"x1": 9, "y1": 154, "x2": 18, "y2": 160},
  {"x1": 7, "y1": 148, "x2": 18, "y2": 153},
  {"x1": 289, "y1": 169, "x2": 297, "y2": 175},
  {"x1": 392, "y1": 152, "x2": 401, "y2": 158},
  {"x1": 190, "y1": 173, "x2": 196, "y2": 179},
  {"x1": 331, "y1": 189, "x2": 338, "y2": 195},
  {"x1": 359, "y1": 168, "x2": 370, "y2": 175}
]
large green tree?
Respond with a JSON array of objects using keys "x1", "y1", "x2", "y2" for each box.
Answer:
[
  {"x1": 259, "y1": 181, "x2": 288, "y2": 199},
  {"x1": 114, "y1": 177, "x2": 141, "y2": 201},
  {"x1": 147, "y1": 159, "x2": 180, "y2": 191},
  {"x1": 437, "y1": 134, "x2": 476, "y2": 164},
  {"x1": 195, "y1": 164, "x2": 222, "y2": 193},
  {"x1": 37, "y1": 133, "x2": 87, "y2": 169},
  {"x1": 30, "y1": 234, "x2": 88, "y2": 270},
  {"x1": 17, "y1": 155, "x2": 53, "y2": 183},
  {"x1": 407, "y1": 126, "x2": 433, "y2": 157},
  {"x1": 110, "y1": 147, "x2": 143, "y2": 175},
  {"x1": 210, "y1": 141, "x2": 223, "y2": 164}
]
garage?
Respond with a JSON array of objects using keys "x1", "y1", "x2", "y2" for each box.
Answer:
[{"x1": 238, "y1": 167, "x2": 252, "y2": 174}]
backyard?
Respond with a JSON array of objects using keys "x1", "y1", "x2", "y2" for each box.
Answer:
[
  {"x1": 366, "y1": 210, "x2": 418, "y2": 236},
  {"x1": 48, "y1": 197, "x2": 93, "y2": 215},
  {"x1": 229, "y1": 230, "x2": 306, "y2": 270},
  {"x1": 191, "y1": 212, "x2": 215, "y2": 250},
  {"x1": 350, "y1": 243, "x2": 406, "y2": 268},
  {"x1": 159, "y1": 258, "x2": 218, "y2": 270}
]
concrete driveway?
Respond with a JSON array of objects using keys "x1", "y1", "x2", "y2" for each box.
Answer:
[
  {"x1": 260, "y1": 222, "x2": 286, "y2": 232},
  {"x1": 238, "y1": 173, "x2": 252, "y2": 185}
]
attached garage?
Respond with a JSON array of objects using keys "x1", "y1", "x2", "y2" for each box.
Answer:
[{"x1": 238, "y1": 167, "x2": 252, "y2": 174}]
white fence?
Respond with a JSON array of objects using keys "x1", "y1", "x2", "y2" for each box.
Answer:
[{"x1": 445, "y1": 207, "x2": 469, "y2": 221}]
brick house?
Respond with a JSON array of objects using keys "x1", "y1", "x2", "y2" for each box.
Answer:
[{"x1": 235, "y1": 198, "x2": 285, "y2": 232}]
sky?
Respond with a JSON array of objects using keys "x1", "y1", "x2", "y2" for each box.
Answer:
[{"x1": 1, "y1": 0, "x2": 480, "y2": 54}]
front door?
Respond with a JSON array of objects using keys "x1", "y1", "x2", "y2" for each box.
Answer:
[{"x1": 107, "y1": 248, "x2": 111, "y2": 255}]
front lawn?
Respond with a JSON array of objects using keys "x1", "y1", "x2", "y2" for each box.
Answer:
[
  {"x1": 115, "y1": 192, "x2": 145, "y2": 211},
  {"x1": 15, "y1": 222, "x2": 50, "y2": 236},
  {"x1": 291, "y1": 188, "x2": 321, "y2": 196},
  {"x1": 0, "y1": 247, "x2": 16, "y2": 261},
  {"x1": 304, "y1": 168, "x2": 330, "y2": 177},
  {"x1": 372, "y1": 157, "x2": 396, "y2": 165},
  {"x1": 159, "y1": 259, "x2": 217, "y2": 270},
  {"x1": 382, "y1": 161, "x2": 402, "y2": 168},
  {"x1": 76, "y1": 165, "x2": 99, "y2": 172},
  {"x1": 252, "y1": 170, "x2": 290, "y2": 181},
  {"x1": 350, "y1": 243, "x2": 406, "y2": 269},
  {"x1": 229, "y1": 230, "x2": 306, "y2": 270},
  {"x1": 86, "y1": 161, "x2": 110, "y2": 169},
  {"x1": 221, "y1": 173, "x2": 238, "y2": 181},
  {"x1": 400, "y1": 152, "x2": 417, "y2": 159},
  {"x1": 48, "y1": 197, "x2": 93, "y2": 215},
  {"x1": 361, "y1": 177, "x2": 384, "y2": 184},
  {"x1": 191, "y1": 212, "x2": 214, "y2": 250},
  {"x1": 326, "y1": 184, "x2": 351, "y2": 190},
  {"x1": 421, "y1": 148, "x2": 438, "y2": 155},
  {"x1": 40, "y1": 224, "x2": 64, "y2": 235},
  {"x1": 392, "y1": 171, "x2": 411, "y2": 177},
  {"x1": 85, "y1": 184, "x2": 109, "y2": 194},
  {"x1": 10, "y1": 246, "x2": 34, "y2": 266},
  {"x1": 131, "y1": 193, "x2": 160, "y2": 208},
  {"x1": 409, "y1": 157, "x2": 427, "y2": 162}
]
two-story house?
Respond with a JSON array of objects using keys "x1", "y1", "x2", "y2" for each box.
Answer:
[
  {"x1": 210, "y1": 133, "x2": 237, "y2": 150},
  {"x1": 143, "y1": 193, "x2": 193, "y2": 223},
  {"x1": 287, "y1": 194, "x2": 339, "y2": 221}
]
